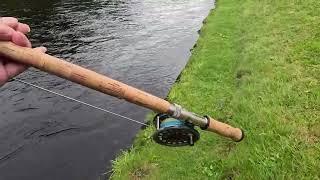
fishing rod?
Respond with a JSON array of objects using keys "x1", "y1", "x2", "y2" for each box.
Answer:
[{"x1": 0, "y1": 42, "x2": 244, "y2": 146}]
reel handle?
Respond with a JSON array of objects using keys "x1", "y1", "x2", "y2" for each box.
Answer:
[{"x1": 205, "y1": 116, "x2": 244, "y2": 142}]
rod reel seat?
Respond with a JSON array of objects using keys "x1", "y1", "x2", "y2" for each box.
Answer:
[{"x1": 152, "y1": 114, "x2": 200, "y2": 146}]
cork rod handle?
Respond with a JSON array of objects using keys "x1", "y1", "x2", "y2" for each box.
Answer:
[{"x1": 206, "y1": 116, "x2": 244, "y2": 142}]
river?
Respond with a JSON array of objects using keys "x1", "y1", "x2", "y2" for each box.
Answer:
[{"x1": 0, "y1": 0, "x2": 214, "y2": 179}]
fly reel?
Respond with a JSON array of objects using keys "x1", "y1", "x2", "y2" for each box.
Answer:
[{"x1": 152, "y1": 114, "x2": 200, "y2": 147}]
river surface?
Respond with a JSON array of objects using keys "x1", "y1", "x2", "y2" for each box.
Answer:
[{"x1": 0, "y1": 0, "x2": 214, "y2": 179}]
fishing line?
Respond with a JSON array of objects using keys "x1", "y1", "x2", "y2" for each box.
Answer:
[{"x1": 11, "y1": 78, "x2": 148, "y2": 126}]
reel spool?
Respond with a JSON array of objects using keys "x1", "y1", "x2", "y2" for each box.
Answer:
[{"x1": 152, "y1": 114, "x2": 200, "y2": 147}]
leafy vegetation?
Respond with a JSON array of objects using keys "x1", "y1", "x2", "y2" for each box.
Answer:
[{"x1": 111, "y1": 0, "x2": 320, "y2": 179}]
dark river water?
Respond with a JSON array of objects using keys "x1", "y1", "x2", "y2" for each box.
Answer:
[{"x1": 0, "y1": 0, "x2": 214, "y2": 179}]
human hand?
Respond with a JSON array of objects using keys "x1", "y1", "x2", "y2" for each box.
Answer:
[{"x1": 0, "y1": 17, "x2": 47, "y2": 86}]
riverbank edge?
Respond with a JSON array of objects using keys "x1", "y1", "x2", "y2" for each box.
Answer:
[
  {"x1": 109, "y1": 2, "x2": 216, "y2": 177},
  {"x1": 110, "y1": 0, "x2": 320, "y2": 179}
]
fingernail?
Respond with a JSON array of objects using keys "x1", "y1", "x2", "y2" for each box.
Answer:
[
  {"x1": 36, "y1": 46, "x2": 47, "y2": 53},
  {"x1": 26, "y1": 25, "x2": 31, "y2": 33},
  {"x1": 42, "y1": 47, "x2": 47, "y2": 52}
]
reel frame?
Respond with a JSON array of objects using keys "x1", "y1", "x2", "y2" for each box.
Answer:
[{"x1": 152, "y1": 114, "x2": 200, "y2": 147}]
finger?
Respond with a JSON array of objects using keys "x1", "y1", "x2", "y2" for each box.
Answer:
[
  {"x1": 0, "y1": 24, "x2": 15, "y2": 41},
  {"x1": 16, "y1": 23, "x2": 30, "y2": 34},
  {"x1": 34, "y1": 46, "x2": 47, "y2": 53},
  {"x1": 4, "y1": 47, "x2": 46, "y2": 79},
  {"x1": 0, "y1": 17, "x2": 18, "y2": 29},
  {"x1": 4, "y1": 62, "x2": 28, "y2": 79},
  {"x1": 11, "y1": 31, "x2": 31, "y2": 47},
  {"x1": 0, "y1": 60, "x2": 9, "y2": 86}
]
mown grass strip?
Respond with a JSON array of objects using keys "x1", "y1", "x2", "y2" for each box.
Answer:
[{"x1": 111, "y1": 0, "x2": 320, "y2": 179}]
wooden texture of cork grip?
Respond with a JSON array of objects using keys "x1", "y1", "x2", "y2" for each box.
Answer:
[
  {"x1": 0, "y1": 42, "x2": 171, "y2": 113},
  {"x1": 206, "y1": 116, "x2": 244, "y2": 142}
]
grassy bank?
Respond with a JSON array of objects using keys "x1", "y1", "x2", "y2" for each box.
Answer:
[{"x1": 111, "y1": 0, "x2": 320, "y2": 179}]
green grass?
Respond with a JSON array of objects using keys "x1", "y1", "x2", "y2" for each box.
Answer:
[{"x1": 111, "y1": 0, "x2": 320, "y2": 179}]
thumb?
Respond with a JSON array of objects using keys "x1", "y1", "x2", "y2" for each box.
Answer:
[{"x1": 34, "y1": 46, "x2": 47, "y2": 53}]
